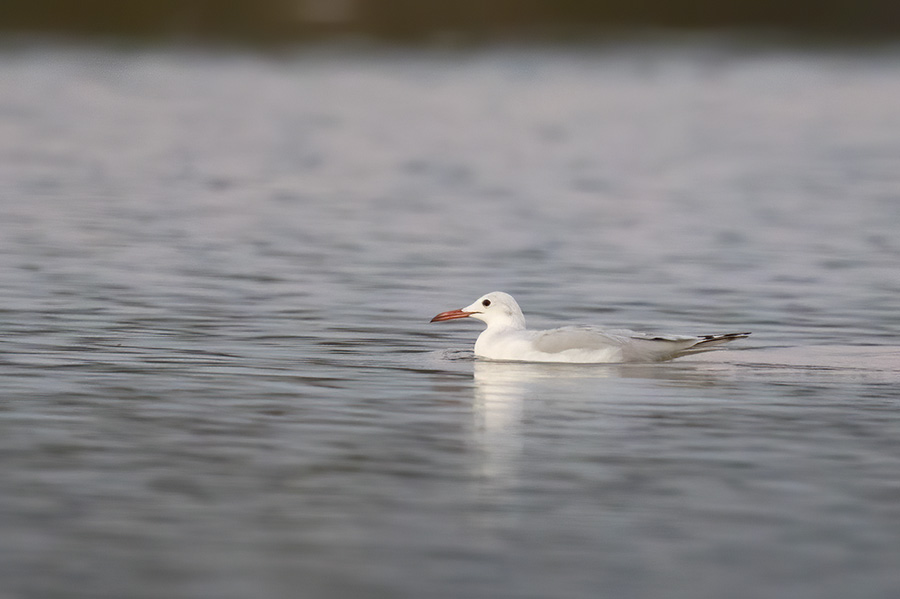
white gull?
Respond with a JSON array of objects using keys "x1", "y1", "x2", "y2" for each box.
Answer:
[{"x1": 431, "y1": 291, "x2": 750, "y2": 363}]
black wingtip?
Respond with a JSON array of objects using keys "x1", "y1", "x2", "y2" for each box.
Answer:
[{"x1": 700, "y1": 332, "x2": 752, "y2": 340}]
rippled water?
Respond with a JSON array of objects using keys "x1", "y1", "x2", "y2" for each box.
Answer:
[{"x1": 1, "y1": 41, "x2": 899, "y2": 599}]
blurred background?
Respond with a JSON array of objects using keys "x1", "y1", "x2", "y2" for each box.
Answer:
[
  {"x1": 2, "y1": 3, "x2": 900, "y2": 599},
  {"x1": 2, "y1": 0, "x2": 900, "y2": 41}
]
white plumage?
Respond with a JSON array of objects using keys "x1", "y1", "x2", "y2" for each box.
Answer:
[{"x1": 431, "y1": 291, "x2": 750, "y2": 363}]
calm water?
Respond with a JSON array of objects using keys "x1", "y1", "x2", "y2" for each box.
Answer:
[{"x1": 1, "y1": 41, "x2": 899, "y2": 599}]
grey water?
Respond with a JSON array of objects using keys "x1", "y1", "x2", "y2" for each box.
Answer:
[{"x1": 1, "y1": 40, "x2": 899, "y2": 599}]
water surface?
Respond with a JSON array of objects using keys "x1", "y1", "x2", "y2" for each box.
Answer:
[{"x1": 1, "y1": 41, "x2": 899, "y2": 599}]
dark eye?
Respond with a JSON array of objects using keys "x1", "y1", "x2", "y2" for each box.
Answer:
[{"x1": 482, "y1": 299, "x2": 491, "y2": 307}]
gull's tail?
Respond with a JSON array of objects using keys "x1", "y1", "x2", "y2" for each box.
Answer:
[{"x1": 673, "y1": 332, "x2": 752, "y2": 358}]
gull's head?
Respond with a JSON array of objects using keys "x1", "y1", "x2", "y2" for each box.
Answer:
[{"x1": 430, "y1": 291, "x2": 526, "y2": 330}]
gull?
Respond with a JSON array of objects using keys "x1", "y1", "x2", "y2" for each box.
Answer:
[{"x1": 431, "y1": 291, "x2": 750, "y2": 363}]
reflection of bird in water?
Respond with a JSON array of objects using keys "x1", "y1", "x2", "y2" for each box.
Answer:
[
  {"x1": 468, "y1": 360, "x2": 633, "y2": 508},
  {"x1": 472, "y1": 361, "x2": 527, "y2": 437},
  {"x1": 471, "y1": 361, "x2": 526, "y2": 499},
  {"x1": 470, "y1": 361, "x2": 617, "y2": 489},
  {"x1": 433, "y1": 291, "x2": 750, "y2": 363}
]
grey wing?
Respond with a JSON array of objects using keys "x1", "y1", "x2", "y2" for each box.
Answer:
[
  {"x1": 531, "y1": 326, "x2": 751, "y2": 362},
  {"x1": 530, "y1": 326, "x2": 631, "y2": 354}
]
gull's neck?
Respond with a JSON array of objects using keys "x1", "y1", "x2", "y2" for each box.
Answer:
[{"x1": 486, "y1": 313, "x2": 527, "y2": 332}]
